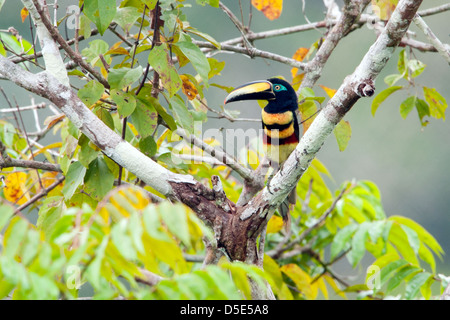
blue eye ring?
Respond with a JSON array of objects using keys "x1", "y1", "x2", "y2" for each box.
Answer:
[{"x1": 273, "y1": 84, "x2": 287, "y2": 92}]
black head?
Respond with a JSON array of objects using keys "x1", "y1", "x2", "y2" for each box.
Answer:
[{"x1": 224, "y1": 77, "x2": 298, "y2": 113}]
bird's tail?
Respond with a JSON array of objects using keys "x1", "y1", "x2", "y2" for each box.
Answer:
[{"x1": 278, "y1": 187, "x2": 296, "y2": 233}]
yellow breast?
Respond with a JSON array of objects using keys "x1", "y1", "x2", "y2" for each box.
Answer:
[{"x1": 261, "y1": 109, "x2": 293, "y2": 125}]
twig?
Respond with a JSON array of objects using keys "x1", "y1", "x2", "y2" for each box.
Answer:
[
  {"x1": 299, "y1": 0, "x2": 371, "y2": 91},
  {"x1": 267, "y1": 185, "x2": 347, "y2": 259},
  {"x1": 0, "y1": 155, "x2": 61, "y2": 172},
  {"x1": 418, "y1": 3, "x2": 450, "y2": 17},
  {"x1": 118, "y1": 4, "x2": 149, "y2": 186},
  {"x1": 194, "y1": 41, "x2": 307, "y2": 70},
  {"x1": 413, "y1": 14, "x2": 450, "y2": 64},
  {"x1": 219, "y1": 1, "x2": 253, "y2": 50},
  {"x1": 14, "y1": 175, "x2": 65, "y2": 214},
  {"x1": 30, "y1": 0, "x2": 109, "y2": 88},
  {"x1": 175, "y1": 128, "x2": 255, "y2": 183}
]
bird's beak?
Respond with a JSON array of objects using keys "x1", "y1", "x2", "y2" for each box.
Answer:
[{"x1": 224, "y1": 80, "x2": 275, "y2": 104}]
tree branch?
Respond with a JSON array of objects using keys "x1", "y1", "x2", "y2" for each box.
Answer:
[
  {"x1": 299, "y1": 0, "x2": 370, "y2": 91},
  {"x1": 413, "y1": 14, "x2": 450, "y2": 64},
  {"x1": 29, "y1": 0, "x2": 109, "y2": 88}
]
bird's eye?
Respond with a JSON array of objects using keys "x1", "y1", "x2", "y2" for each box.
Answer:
[{"x1": 274, "y1": 85, "x2": 281, "y2": 91}]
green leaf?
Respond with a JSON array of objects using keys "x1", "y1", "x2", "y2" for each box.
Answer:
[
  {"x1": 77, "y1": 80, "x2": 105, "y2": 107},
  {"x1": 384, "y1": 73, "x2": 404, "y2": 86},
  {"x1": 113, "y1": 7, "x2": 140, "y2": 31},
  {"x1": 82, "y1": 39, "x2": 109, "y2": 66},
  {"x1": 196, "y1": 0, "x2": 219, "y2": 7},
  {"x1": 397, "y1": 49, "x2": 407, "y2": 75},
  {"x1": 111, "y1": 220, "x2": 137, "y2": 261},
  {"x1": 0, "y1": 204, "x2": 14, "y2": 231},
  {"x1": 207, "y1": 58, "x2": 226, "y2": 79},
  {"x1": 95, "y1": 107, "x2": 115, "y2": 130},
  {"x1": 108, "y1": 66, "x2": 143, "y2": 90},
  {"x1": 157, "y1": 202, "x2": 190, "y2": 247},
  {"x1": 84, "y1": 157, "x2": 115, "y2": 200},
  {"x1": 170, "y1": 94, "x2": 194, "y2": 134},
  {"x1": 349, "y1": 222, "x2": 369, "y2": 267},
  {"x1": 389, "y1": 215, "x2": 444, "y2": 259},
  {"x1": 405, "y1": 272, "x2": 432, "y2": 300},
  {"x1": 380, "y1": 259, "x2": 410, "y2": 286},
  {"x1": 62, "y1": 161, "x2": 87, "y2": 200},
  {"x1": 78, "y1": 134, "x2": 99, "y2": 167},
  {"x1": 130, "y1": 98, "x2": 158, "y2": 138},
  {"x1": 415, "y1": 98, "x2": 430, "y2": 126},
  {"x1": 3, "y1": 217, "x2": 28, "y2": 259},
  {"x1": 85, "y1": 236, "x2": 109, "y2": 290},
  {"x1": 175, "y1": 39, "x2": 211, "y2": 87},
  {"x1": 139, "y1": 135, "x2": 157, "y2": 157},
  {"x1": 135, "y1": 86, "x2": 177, "y2": 130},
  {"x1": 371, "y1": 86, "x2": 403, "y2": 116},
  {"x1": 399, "y1": 95, "x2": 416, "y2": 119},
  {"x1": 408, "y1": 59, "x2": 426, "y2": 78},
  {"x1": 36, "y1": 196, "x2": 64, "y2": 237},
  {"x1": 330, "y1": 223, "x2": 358, "y2": 261},
  {"x1": 400, "y1": 225, "x2": 420, "y2": 254},
  {"x1": 140, "y1": 0, "x2": 158, "y2": 10},
  {"x1": 423, "y1": 86, "x2": 447, "y2": 120},
  {"x1": 84, "y1": 0, "x2": 117, "y2": 35},
  {"x1": 185, "y1": 27, "x2": 221, "y2": 49},
  {"x1": 333, "y1": 120, "x2": 351, "y2": 152},
  {"x1": 110, "y1": 89, "x2": 137, "y2": 117},
  {"x1": 387, "y1": 265, "x2": 421, "y2": 292},
  {"x1": 79, "y1": 15, "x2": 92, "y2": 40},
  {"x1": 388, "y1": 223, "x2": 419, "y2": 266},
  {"x1": 148, "y1": 45, "x2": 182, "y2": 97}
]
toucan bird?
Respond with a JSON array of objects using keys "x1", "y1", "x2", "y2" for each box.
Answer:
[{"x1": 224, "y1": 77, "x2": 300, "y2": 224}]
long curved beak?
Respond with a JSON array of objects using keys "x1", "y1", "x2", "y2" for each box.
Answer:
[{"x1": 224, "y1": 80, "x2": 275, "y2": 104}]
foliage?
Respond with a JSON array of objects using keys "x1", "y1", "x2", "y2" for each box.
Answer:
[
  {"x1": 0, "y1": 0, "x2": 448, "y2": 300},
  {"x1": 371, "y1": 49, "x2": 448, "y2": 126}
]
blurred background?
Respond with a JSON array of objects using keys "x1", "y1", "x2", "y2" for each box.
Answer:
[{"x1": 1, "y1": 0, "x2": 449, "y2": 287}]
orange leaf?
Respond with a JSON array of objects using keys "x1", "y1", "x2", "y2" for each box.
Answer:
[
  {"x1": 319, "y1": 85, "x2": 337, "y2": 98},
  {"x1": 180, "y1": 75, "x2": 198, "y2": 100},
  {"x1": 44, "y1": 114, "x2": 66, "y2": 130},
  {"x1": 40, "y1": 171, "x2": 58, "y2": 189},
  {"x1": 291, "y1": 48, "x2": 309, "y2": 78},
  {"x1": 4, "y1": 172, "x2": 29, "y2": 205},
  {"x1": 251, "y1": 0, "x2": 283, "y2": 20},
  {"x1": 21, "y1": 7, "x2": 29, "y2": 23}
]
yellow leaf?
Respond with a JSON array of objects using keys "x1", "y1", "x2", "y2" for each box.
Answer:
[
  {"x1": 292, "y1": 72, "x2": 305, "y2": 91},
  {"x1": 30, "y1": 142, "x2": 62, "y2": 159},
  {"x1": 319, "y1": 85, "x2": 337, "y2": 98},
  {"x1": 316, "y1": 276, "x2": 329, "y2": 299},
  {"x1": 266, "y1": 215, "x2": 283, "y2": 234},
  {"x1": 323, "y1": 274, "x2": 347, "y2": 299},
  {"x1": 291, "y1": 48, "x2": 309, "y2": 78},
  {"x1": 180, "y1": 75, "x2": 198, "y2": 100},
  {"x1": 251, "y1": 0, "x2": 283, "y2": 20},
  {"x1": 280, "y1": 263, "x2": 316, "y2": 299},
  {"x1": 246, "y1": 149, "x2": 260, "y2": 170},
  {"x1": 4, "y1": 172, "x2": 29, "y2": 205},
  {"x1": 21, "y1": 7, "x2": 29, "y2": 23},
  {"x1": 105, "y1": 47, "x2": 129, "y2": 56},
  {"x1": 371, "y1": 0, "x2": 398, "y2": 20}
]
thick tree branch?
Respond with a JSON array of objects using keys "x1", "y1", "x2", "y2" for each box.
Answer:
[
  {"x1": 299, "y1": 0, "x2": 370, "y2": 91},
  {"x1": 21, "y1": 0, "x2": 69, "y2": 86},
  {"x1": 232, "y1": 0, "x2": 423, "y2": 265},
  {"x1": 29, "y1": 0, "x2": 109, "y2": 88}
]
